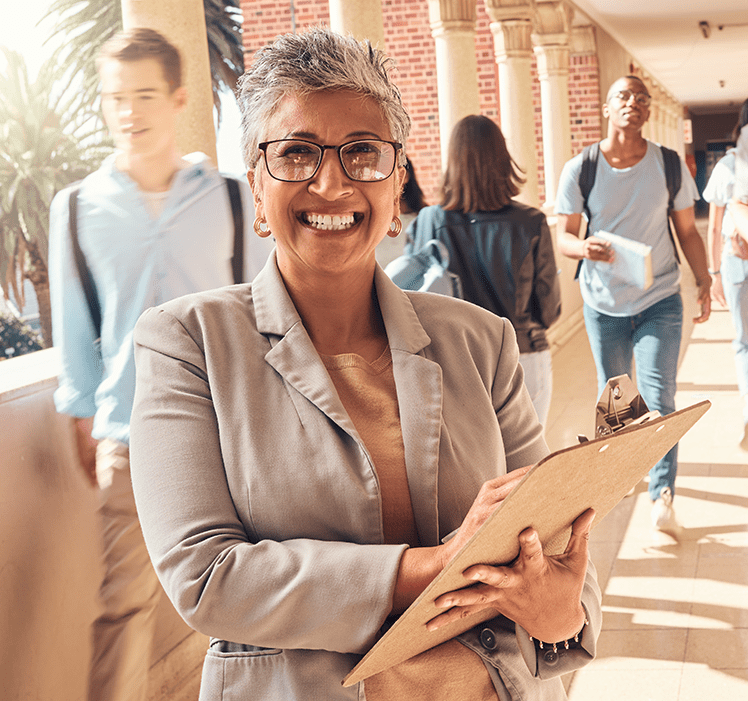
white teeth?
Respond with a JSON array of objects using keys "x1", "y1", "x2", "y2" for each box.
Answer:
[{"x1": 304, "y1": 213, "x2": 355, "y2": 230}]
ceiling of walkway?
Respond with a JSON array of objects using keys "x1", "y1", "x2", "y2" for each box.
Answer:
[{"x1": 572, "y1": 0, "x2": 748, "y2": 114}]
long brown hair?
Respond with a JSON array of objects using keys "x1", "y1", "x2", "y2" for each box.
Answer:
[{"x1": 441, "y1": 115, "x2": 525, "y2": 213}]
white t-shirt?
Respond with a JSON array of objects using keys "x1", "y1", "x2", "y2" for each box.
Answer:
[
  {"x1": 703, "y1": 149, "x2": 737, "y2": 241},
  {"x1": 555, "y1": 141, "x2": 699, "y2": 316}
]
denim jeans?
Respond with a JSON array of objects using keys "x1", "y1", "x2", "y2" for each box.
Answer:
[
  {"x1": 721, "y1": 251, "x2": 748, "y2": 422},
  {"x1": 584, "y1": 293, "x2": 683, "y2": 500}
]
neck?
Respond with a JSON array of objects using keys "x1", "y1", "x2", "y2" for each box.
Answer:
[
  {"x1": 282, "y1": 264, "x2": 387, "y2": 361},
  {"x1": 116, "y1": 149, "x2": 185, "y2": 192},
  {"x1": 604, "y1": 126, "x2": 647, "y2": 153}
]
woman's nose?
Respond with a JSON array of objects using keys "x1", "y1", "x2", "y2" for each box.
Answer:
[{"x1": 307, "y1": 150, "x2": 353, "y2": 198}]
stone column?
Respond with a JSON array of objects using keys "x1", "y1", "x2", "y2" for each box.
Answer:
[
  {"x1": 427, "y1": 0, "x2": 481, "y2": 170},
  {"x1": 486, "y1": 0, "x2": 538, "y2": 206},
  {"x1": 328, "y1": 0, "x2": 386, "y2": 49},
  {"x1": 532, "y1": 1, "x2": 573, "y2": 209},
  {"x1": 121, "y1": 0, "x2": 217, "y2": 163}
]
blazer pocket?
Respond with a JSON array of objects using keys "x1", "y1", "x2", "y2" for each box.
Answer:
[{"x1": 200, "y1": 641, "x2": 285, "y2": 701}]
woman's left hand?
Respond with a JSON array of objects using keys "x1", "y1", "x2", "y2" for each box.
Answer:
[{"x1": 428, "y1": 508, "x2": 595, "y2": 643}]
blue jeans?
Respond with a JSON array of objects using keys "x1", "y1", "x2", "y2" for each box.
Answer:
[
  {"x1": 722, "y1": 251, "x2": 748, "y2": 420},
  {"x1": 584, "y1": 293, "x2": 683, "y2": 500}
]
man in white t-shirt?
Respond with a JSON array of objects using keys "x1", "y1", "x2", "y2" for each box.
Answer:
[{"x1": 555, "y1": 75, "x2": 711, "y2": 536}]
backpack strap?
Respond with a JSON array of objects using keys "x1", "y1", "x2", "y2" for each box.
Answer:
[
  {"x1": 574, "y1": 142, "x2": 599, "y2": 279},
  {"x1": 660, "y1": 145, "x2": 682, "y2": 264},
  {"x1": 68, "y1": 184, "x2": 102, "y2": 340},
  {"x1": 224, "y1": 176, "x2": 244, "y2": 284}
]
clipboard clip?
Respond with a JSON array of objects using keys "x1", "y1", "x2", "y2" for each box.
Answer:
[{"x1": 577, "y1": 374, "x2": 661, "y2": 443}]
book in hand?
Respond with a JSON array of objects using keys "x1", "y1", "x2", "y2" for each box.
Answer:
[{"x1": 596, "y1": 230, "x2": 653, "y2": 290}]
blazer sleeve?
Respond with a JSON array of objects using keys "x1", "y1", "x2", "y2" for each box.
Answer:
[{"x1": 130, "y1": 307, "x2": 407, "y2": 655}]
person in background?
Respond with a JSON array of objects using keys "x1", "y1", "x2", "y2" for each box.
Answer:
[
  {"x1": 703, "y1": 98, "x2": 748, "y2": 450},
  {"x1": 376, "y1": 156, "x2": 427, "y2": 268},
  {"x1": 555, "y1": 75, "x2": 710, "y2": 537},
  {"x1": 128, "y1": 27, "x2": 600, "y2": 701},
  {"x1": 406, "y1": 115, "x2": 561, "y2": 428},
  {"x1": 48, "y1": 28, "x2": 273, "y2": 701}
]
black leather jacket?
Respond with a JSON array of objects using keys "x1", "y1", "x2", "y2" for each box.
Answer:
[{"x1": 406, "y1": 203, "x2": 561, "y2": 353}]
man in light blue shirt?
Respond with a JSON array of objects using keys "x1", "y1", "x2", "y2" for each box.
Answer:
[
  {"x1": 48, "y1": 29, "x2": 273, "y2": 701},
  {"x1": 555, "y1": 75, "x2": 711, "y2": 537}
]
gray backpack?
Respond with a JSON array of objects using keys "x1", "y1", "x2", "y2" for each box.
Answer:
[{"x1": 384, "y1": 239, "x2": 463, "y2": 298}]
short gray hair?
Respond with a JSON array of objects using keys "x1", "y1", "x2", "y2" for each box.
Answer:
[{"x1": 237, "y1": 26, "x2": 411, "y2": 173}]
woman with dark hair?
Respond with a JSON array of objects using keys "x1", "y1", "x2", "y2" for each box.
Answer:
[
  {"x1": 376, "y1": 157, "x2": 427, "y2": 268},
  {"x1": 407, "y1": 115, "x2": 561, "y2": 427},
  {"x1": 703, "y1": 98, "x2": 748, "y2": 448}
]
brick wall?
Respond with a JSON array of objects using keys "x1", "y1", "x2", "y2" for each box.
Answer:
[
  {"x1": 569, "y1": 54, "x2": 603, "y2": 156},
  {"x1": 239, "y1": 1, "x2": 598, "y2": 206}
]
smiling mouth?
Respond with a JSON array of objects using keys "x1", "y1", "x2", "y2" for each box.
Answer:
[{"x1": 301, "y1": 213, "x2": 361, "y2": 231}]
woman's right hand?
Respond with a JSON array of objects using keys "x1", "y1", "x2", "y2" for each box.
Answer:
[
  {"x1": 582, "y1": 236, "x2": 614, "y2": 263},
  {"x1": 437, "y1": 467, "x2": 531, "y2": 570},
  {"x1": 391, "y1": 467, "x2": 531, "y2": 614}
]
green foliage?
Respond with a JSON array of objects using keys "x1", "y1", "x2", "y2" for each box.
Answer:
[
  {"x1": 0, "y1": 47, "x2": 112, "y2": 308},
  {"x1": 44, "y1": 0, "x2": 245, "y2": 121},
  {"x1": 0, "y1": 308, "x2": 44, "y2": 361}
]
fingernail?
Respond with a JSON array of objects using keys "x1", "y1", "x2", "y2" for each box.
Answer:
[{"x1": 438, "y1": 598, "x2": 452, "y2": 608}]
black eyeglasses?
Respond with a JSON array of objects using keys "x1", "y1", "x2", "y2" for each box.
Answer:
[
  {"x1": 258, "y1": 139, "x2": 402, "y2": 182},
  {"x1": 611, "y1": 89, "x2": 652, "y2": 106}
]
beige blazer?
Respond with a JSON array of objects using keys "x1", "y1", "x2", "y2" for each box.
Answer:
[{"x1": 130, "y1": 254, "x2": 600, "y2": 701}]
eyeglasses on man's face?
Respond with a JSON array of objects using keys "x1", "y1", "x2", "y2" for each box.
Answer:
[
  {"x1": 258, "y1": 139, "x2": 403, "y2": 183},
  {"x1": 611, "y1": 89, "x2": 652, "y2": 107}
]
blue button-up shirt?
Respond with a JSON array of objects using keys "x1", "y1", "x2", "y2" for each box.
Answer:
[{"x1": 49, "y1": 152, "x2": 274, "y2": 443}]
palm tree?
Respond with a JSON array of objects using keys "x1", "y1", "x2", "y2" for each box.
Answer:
[
  {"x1": 0, "y1": 49, "x2": 113, "y2": 347},
  {"x1": 44, "y1": 0, "x2": 245, "y2": 121}
]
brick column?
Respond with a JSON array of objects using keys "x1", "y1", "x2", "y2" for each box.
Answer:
[
  {"x1": 532, "y1": 1, "x2": 573, "y2": 209},
  {"x1": 122, "y1": 0, "x2": 217, "y2": 163},
  {"x1": 427, "y1": 0, "x2": 481, "y2": 170},
  {"x1": 486, "y1": 0, "x2": 538, "y2": 206},
  {"x1": 329, "y1": 0, "x2": 385, "y2": 49}
]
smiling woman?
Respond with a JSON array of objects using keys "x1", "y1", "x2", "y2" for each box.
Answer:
[{"x1": 128, "y1": 26, "x2": 602, "y2": 701}]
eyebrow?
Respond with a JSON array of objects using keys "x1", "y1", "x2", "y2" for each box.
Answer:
[
  {"x1": 283, "y1": 130, "x2": 384, "y2": 142},
  {"x1": 102, "y1": 88, "x2": 161, "y2": 97}
]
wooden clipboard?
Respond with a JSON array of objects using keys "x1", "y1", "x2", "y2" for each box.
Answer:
[{"x1": 343, "y1": 394, "x2": 710, "y2": 686}]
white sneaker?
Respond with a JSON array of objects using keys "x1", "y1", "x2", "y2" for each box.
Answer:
[{"x1": 651, "y1": 487, "x2": 681, "y2": 537}]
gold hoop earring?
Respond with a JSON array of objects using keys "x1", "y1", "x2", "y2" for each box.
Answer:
[
  {"x1": 389, "y1": 217, "x2": 402, "y2": 236},
  {"x1": 253, "y1": 217, "x2": 271, "y2": 237}
]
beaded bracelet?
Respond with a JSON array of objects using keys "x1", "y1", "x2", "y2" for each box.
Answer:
[{"x1": 529, "y1": 616, "x2": 589, "y2": 653}]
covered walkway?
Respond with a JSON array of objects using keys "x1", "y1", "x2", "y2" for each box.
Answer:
[{"x1": 547, "y1": 218, "x2": 748, "y2": 699}]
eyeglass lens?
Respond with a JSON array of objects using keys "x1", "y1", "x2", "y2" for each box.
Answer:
[
  {"x1": 615, "y1": 90, "x2": 651, "y2": 106},
  {"x1": 263, "y1": 140, "x2": 397, "y2": 182}
]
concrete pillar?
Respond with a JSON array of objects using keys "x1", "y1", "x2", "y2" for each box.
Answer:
[
  {"x1": 328, "y1": 0, "x2": 386, "y2": 49},
  {"x1": 121, "y1": 0, "x2": 217, "y2": 163},
  {"x1": 427, "y1": 0, "x2": 481, "y2": 170},
  {"x1": 532, "y1": 1, "x2": 574, "y2": 209},
  {"x1": 486, "y1": 0, "x2": 539, "y2": 206}
]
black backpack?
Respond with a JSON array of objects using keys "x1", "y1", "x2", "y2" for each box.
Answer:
[
  {"x1": 67, "y1": 177, "x2": 244, "y2": 340},
  {"x1": 575, "y1": 141, "x2": 681, "y2": 278}
]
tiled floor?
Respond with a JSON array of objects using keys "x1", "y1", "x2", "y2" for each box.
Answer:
[{"x1": 546, "y1": 240, "x2": 748, "y2": 699}]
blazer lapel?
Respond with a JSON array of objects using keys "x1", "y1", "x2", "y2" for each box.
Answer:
[
  {"x1": 253, "y1": 255, "x2": 355, "y2": 432},
  {"x1": 376, "y1": 268, "x2": 443, "y2": 546}
]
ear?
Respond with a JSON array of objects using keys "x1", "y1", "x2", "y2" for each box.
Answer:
[
  {"x1": 602, "y1": 102, "x2": 610, "y2": 120},
  {"x1": 172, "y1": 86, "x2": 188, "y2": 112},
  {"x1": 247, "y1": 170, "x2": 264, "y2": 219}
]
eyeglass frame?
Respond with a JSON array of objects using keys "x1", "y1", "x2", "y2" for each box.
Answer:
[
  {"x1": 609, "y1": 89, "x2": 652, "y2": 107},
  {"x1": 257, "y1": 138, "x2": 404, "y2": 183}
]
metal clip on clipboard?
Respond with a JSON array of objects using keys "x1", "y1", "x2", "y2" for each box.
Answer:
[{"x1": 578, "y1": 374, "x2": 661, "y2": 443}]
